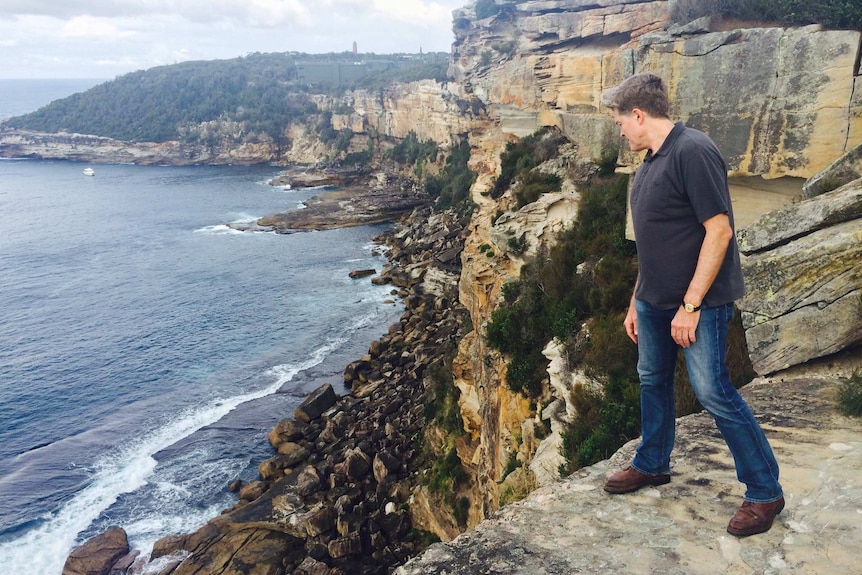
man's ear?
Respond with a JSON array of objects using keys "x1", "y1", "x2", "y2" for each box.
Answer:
[{"x1": 631, "y1": 107, "x2": 645, "y2": 124}]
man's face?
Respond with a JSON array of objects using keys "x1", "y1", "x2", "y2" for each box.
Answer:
[{"x1": 612, "y1": 109, "x2": 646, "y2": 152}]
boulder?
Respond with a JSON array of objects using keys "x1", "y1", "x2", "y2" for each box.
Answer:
[
  {"x1": 738, "y1": 179, "x2": 862, "y2": 374},
  {"x1": 738, "y1": 178, "x2": 862, "y2": 254},
  {"x1": 802, "y1": 143, "x2": 862, "y2": 198},
  {"x1": 373, "y1": 451, "x2": 402, "y2": 483},
  {"x1": 295, "y1": 556, "x2": 333, "y2": 575},
  {"x1": 62, "y1": 526, "x2": 129, "y2": 575},
  {"x1": 268, "y1": 419, "x2": 308, "y2": 448},
  {"x1": 349, "y1": 269, "x2": 376, "y2": 279},
  {"x1": 295, "y1": 383, "x2": 338, "y2": 423},
  {"x1": 277, "y1": 442, "x2": 311, "y2": 467},
  {"x1": 327, "y1": 533, "x2": 363, "y2": 559},
  {"x1": 337, "y1": 448, "x2": 371, "y2": 482},
  {"x1": 238, "y1": 481, "x2": 267, "y2": 502},
  {"x1": 296, "y1": 465, "x2": 323, "y2": 497},
  {"x1": 305, "y1": 505, "x2": 336, "y2": 537}
]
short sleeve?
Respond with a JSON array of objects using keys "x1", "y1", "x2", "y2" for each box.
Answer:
[{"x1": 680, "y1": 135, "x2": 730, "y2": 224}]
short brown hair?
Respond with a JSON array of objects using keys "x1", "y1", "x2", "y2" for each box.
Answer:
[{"x1": 601, "y1": 72, "x2": 670, "y2": 119}]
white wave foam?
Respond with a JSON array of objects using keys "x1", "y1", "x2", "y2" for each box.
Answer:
[
  {"x1": 193, "y1": 224, "x2": 244, "y2": 235},
  {"x1": 0, "y1": 333, "x2": 358, "y2": 575}
]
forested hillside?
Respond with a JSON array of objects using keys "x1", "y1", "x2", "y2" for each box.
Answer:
[{"x1": 3, "y1": 51, "x2": 448, "y2": 143}]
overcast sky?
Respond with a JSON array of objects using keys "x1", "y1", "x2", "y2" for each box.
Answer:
[{"x1": 0, "y1": 0, "x2": 468, "y2": 79}]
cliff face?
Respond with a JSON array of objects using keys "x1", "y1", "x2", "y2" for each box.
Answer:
[
  {"x1": 0, "y1": 81, "x2": 482, "y2": 166},
  {"x1": 439, "y1": 0, "x2": 862, "y2": 536},
  {"x1": 451, "y1": 0, "x2": 862, "y2": 177}
]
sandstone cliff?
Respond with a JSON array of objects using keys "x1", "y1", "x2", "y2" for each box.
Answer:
[{"x1": 437, "y1": 0, "x2": 862, "y2": 538}]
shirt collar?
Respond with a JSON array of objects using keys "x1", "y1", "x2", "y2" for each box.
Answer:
[{"x1": 644, "y1": 121, "x2": 685, "y2": 162}]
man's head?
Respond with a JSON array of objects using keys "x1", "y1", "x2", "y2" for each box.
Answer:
[
  {"x1": 601, "y1": 72, "x2": 670, "y2": 118},
  {"x1": 602, "y1": 73, "x2": 672, "y2": 152}
]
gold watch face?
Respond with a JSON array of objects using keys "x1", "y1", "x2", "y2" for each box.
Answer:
[{"x1": 684, "y1": 303, "x2": 695, "y2": 312}]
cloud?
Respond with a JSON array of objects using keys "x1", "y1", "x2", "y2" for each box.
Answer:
[
  {"x1": 0, "y1": 0, "x2": 466, "y2": 78},
  {"x1": 60, "y1": 16, "x2": 137, "y2": 39},
  {"x1": 370, "y1": 0, "x2": 456, "y2": 27}
]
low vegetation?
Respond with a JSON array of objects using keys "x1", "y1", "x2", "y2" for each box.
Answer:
[
  {"x1": 422, "y1": 348, "x2": 471, "y2": 527},
  {"x1": 669, "y1": 0, "x2": 862, "y2": 30},
  {"x1": 424, "y1": 138, "x2": 477, "y2": 214},
  {"x1": 487, "y1": 174, "x2": 637, "y2": 396},
  {"x1": 838, "y1": 369, "x2": 862, "y2": 417},
  {"x1": 489, "y1": 126, "x2": 568, "y2": 201}
]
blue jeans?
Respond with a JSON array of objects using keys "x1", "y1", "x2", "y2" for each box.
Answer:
[{"x1": 630, "y1": 299, "x2": 783, "y2": 503}]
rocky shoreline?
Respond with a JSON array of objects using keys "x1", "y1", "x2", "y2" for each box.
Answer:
[
  {"x1": 63, "y1": 205, "x2": 472, "y2": 575},
  {"x1": 232, "y1": 168, "x2": 432, "y2": 233}
]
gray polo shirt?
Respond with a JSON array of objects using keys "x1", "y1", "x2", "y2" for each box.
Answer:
[{"x1": 630, "y1": 122, "x2": 745, "y2": 310}]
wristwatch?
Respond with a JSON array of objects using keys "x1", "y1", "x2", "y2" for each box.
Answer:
[{"x1": 683, "y1": 302, "x2": 702, "y2": 313}]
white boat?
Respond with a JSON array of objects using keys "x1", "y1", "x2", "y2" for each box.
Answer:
[{"x1": 83, "y1": 168, "x2": 95, "y2": 176}]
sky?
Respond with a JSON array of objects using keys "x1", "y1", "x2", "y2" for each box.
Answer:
[{"x1": 0, "y1": 0, "x2": 469, "y2": 79}]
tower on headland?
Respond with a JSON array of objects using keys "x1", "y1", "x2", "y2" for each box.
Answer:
[{"x1": 352, "y1": 41, "x2": 358, "y2": 55}]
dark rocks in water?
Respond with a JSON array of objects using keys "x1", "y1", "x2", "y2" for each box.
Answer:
[
  {"x1": 349, "y1": 269, "x2": 377, "y2": 279},
  {"x1": 258, "y1": 171, "x2": 431, "y2": 232},
  {"x1": 295, "y1": 383, "x2": 339, "y2": 423}
]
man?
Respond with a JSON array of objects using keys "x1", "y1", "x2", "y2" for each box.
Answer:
[{"x1": 600, "y1": 72, "x2": 784, "y2": 537}]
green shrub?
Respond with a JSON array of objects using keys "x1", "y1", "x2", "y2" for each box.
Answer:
[
  {"x1": 486, "y1": 173, "x2": 635, "y2": 398},
  {"x1": 838, "y1": 370, "x2": 862, "y2": 417},
  {"x1": 559, "y1": 374, "x2": 641, "y2": 474},
  {"x1": 387, "y1": 131, "x2": 439, "y2": 165},
  {"x1": 596, "y1": 147, "x2": 619, "y2": 177},
  {"x1": 424, "y1": 353, "x2": 465, "y2": 436},
  {"x1": 490, "y1": 127, "x2": 567, "y2": 199},
  {"x1": 454, "y1": 497, "x2": 471, "y2": 527},
  {"x1": 425, "y1": 138, "x2": 477, "y2": 212},
  {"x1": 331, "y1": 128, "x2": 353, "y2": 153},
  {"x1": 669, "y1": 0, "x2": 862, "y2": 30},
  {"x1": 427, "y1": 446, "x2": 467, "y2": 493},
  {"x1": 507, "y1": 234, "x2": 527, "y2": 255},
  {"x1": 515, "y1": 172, "x2": 562, "y2": 208},
  {"x1": 343, "y1": 149, "x2": 372, "y2": 166}
]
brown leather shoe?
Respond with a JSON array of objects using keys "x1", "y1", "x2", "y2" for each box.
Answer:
[
  {"x1": 727, "y1": 497, "x2": 785, "y2": 537},
  {"x1": 603, "y1": 466, "x2": 671, "y2": 494}
]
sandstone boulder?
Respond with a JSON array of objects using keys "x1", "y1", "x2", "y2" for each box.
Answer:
[
  {"x1": 738, "y1": 178, "x2": 862, "y2": 374},
  {"x1": 277, "y1": 441, "x2": 311, "y2": 466},
  {"x1": 268, "y1": 419, "x2": 308, "y2": 448},
  {"x1": 295, "y1": 383, "x2": 338, "y2": 423},
  {"x1": 62, "y1": 526, "x2": 129, "y2": 575},
  {"x1": 802, "y1": 142, "x2": 862, "y2": 198}
]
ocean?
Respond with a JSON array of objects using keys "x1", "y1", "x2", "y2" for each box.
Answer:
[{"x1": 0, "y1": 80, "x2": 402, "y2": 574}]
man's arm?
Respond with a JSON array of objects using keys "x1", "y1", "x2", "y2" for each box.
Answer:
[
  {"x1": 624, "y1": 273, "x2": 642, "y2": 344},
  {"x1": 671, "y1": 213, "x2": 733, "y2": 348}
]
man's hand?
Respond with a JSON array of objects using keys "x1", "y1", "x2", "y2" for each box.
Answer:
[
  {"x1": 671, "y1": 307, "x2": 699, "y2": 347},
  {"x1": 624, "y1": 300, "x2": 638, "y2": 344}
]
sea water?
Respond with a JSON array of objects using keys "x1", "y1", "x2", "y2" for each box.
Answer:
[{"x1": 0, "y1": 81, "x2": 401, "y2": 574}]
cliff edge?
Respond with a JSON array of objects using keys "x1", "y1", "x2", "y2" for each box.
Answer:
[{"x1": 396, "y1": 351, "x2": 862, "y2": 574}]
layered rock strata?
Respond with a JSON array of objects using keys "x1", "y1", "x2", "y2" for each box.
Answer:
[
  {"x1": 737, "y1": 177, "x2": 862, "y2": 375},
  {"x1": 451, "y1": 1, "x2": 862, "y2": 178}
]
